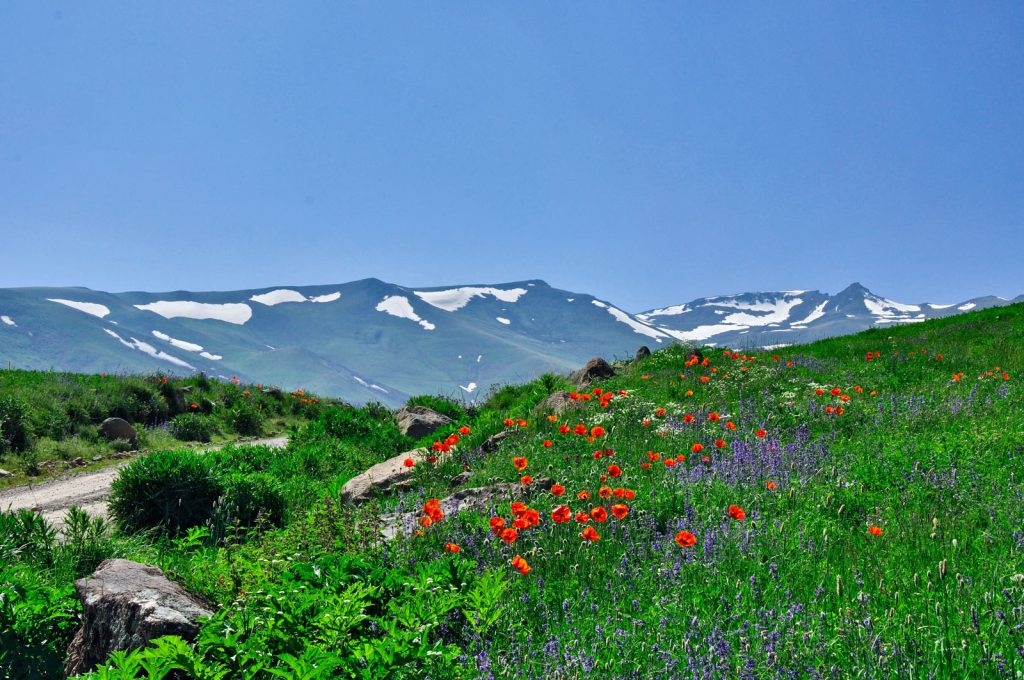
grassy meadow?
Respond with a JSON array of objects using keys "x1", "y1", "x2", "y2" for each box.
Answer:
[{"x1": 2, "y1": 303, "x2": 1023, "y2": 679}]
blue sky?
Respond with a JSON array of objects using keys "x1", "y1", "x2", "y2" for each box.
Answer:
[{"x1": 1, "y1": 2, "x2": 1022, "y2": 312}]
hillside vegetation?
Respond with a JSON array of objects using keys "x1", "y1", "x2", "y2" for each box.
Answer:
[{"x1": 2, "y1": 303, "x2": 1023, "y2": 679}]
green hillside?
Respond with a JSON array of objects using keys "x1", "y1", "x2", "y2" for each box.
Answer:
[{"x1": 3, "y1": 303, "x2": 1023, "y2": 678}]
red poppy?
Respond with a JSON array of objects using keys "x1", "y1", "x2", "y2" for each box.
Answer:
[
  {"x1": 675, "y1": 530, "x2": 696, "y2": 547},
  {"x1": 418, "y1": 516, "x2": 432, "y2": 528},
  {"x1": 655, "y1": 407, "x2": 666, "y2": 417},
  {"x1": 520, "y1": 475, "x2": 533, "y2": 485},
  {"x1": 664, "y1": 458, "x2": 676, "y2": 467},
  {"x1": 513, "y1": 517, "x2": 528, "y2": 529},
  {"x1": 577, "y1": 490, "x2": 591, "y2": 500},
  {"x1": 728, "y1": 505, "x2": 745, "y2": 521},
  {"x1": 725, "y1": 421, "x2": 736, "y2": 431},
  {"x1": 611, "y1": 504, "x2": 628, "y2": 520},
  {"x1": 543, "y1": 440, "x2": 553, "y2": 448},
  {"x1": 830, "y1": 387, "x2": 842, "y2": 397},
  {"x1": 513, "y1": 457, "x2": 528, "y2": 471},
  {"x1": 591, "y1": 426, "x2": 605, "y2": 437},
  {"x1": 403, "y1": 458, "x2": 415, "y2": 468},
  {"x1": 641, "y1": 462, "x2": 652, "y2": 470},
  {"x1": 501, "y1": 528, "x2": 519, "y2": 544},
  {"x1": 868, "y1": 525, "x2": 883, "y2": 537},
  {"x1": 489, "y1": 517, "x2": 505, "y2": 534},
  {"x1": 691, "y1": 443, "x2": 703, "y2": 454},
  {"x1": 591, "y1": 507, "x2": 608, "y2": 523},
  {"x1": 558, "y1": 425, "x2": 571, "y2": 434},
  {"x1": 444, "y1": 542, "x2": 460, "y2": 553},
  {"x1": 550, "y1": 483, "x2": 565, "y2": 496},
  {"x1": 503, "y1": 418, "x2": 514, "y2": 427},
  {"x1": 574, "y1": 511, "x2": 591, "y2": 523},
  {"x1": 714, "y1": 439, "x2": 726, "y2": 449},
  {"x1": 598, "y1": 486, "x2": 613, "y2": 499},
  {"x1": 547, "y1": 415, "x2": 558, "y2": 422},
  {"x1": 648, "y1": 451, "x2": 661, "y2": 462},
  {"x1": 580, "y1": 526, "x2": 600, "y2": 541},
  {"x1": 458, "y1": 426, "x2": 471, "y2": 435},
  {"x1": 511, "y1": 555, "x2": 531, "y2": 575},
  {"x1": 815, "y1": 389, "x2": 824, "y2": 396},
  {"x1": 755, "y1": 429, "x2": 767, "y2": 438},
  {"x1": 551, "y1": 505, "x2": 572, "y2": 523},
  {"x1": 708, "y1": 412, "x2": 720, "y2": 422},
  {"x1": 765, "y1": 481, "x2": 777, "y2": 490},
  {"x1": 573, "y1": 424, "x2": 588, "y2": 436},
  {"x1": 517, "y1": 419, "x2": 528, "y2": 427},
  {"x1": 607, "y1": 464, "x2": 622, "y2": 478}
]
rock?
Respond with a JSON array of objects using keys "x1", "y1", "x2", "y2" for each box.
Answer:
[
  {"x1": 261, "y1": 388, "x2": 283, "y2": 400},
  {"x1": 481, "y1": 429, "x2": 514, "y2": 453},
  {"x1": 635, "y1": 346, "x2": 651, "y2": 360},
  {"x1": 91, "y1": 456, "x2": 102, "y2": 462},
  {"x1": 450, "y1": 471, "x2": 472, "y2": 487},
  {"x1": 536, "y1": 391, "x2": 579, "y2": 417},
  {"x1": 339, "y1": 448, "x2": 438, "y2": 504},
  {"x1": 376, "y1": 479, "x2": 554, "y2": 539},
  {"x1": 394, "y1": 406, "x2": 451, "y2": 440},
  {"x1": 98, "y1": 418, "x2": 137, "y2": 443},
  {"x1": 0, "y1": 468, "x2": 12, "y2": 478},
  {"x1": 168, "y1": 388, "x2": 188, "y2": 414},
  {"x1": 570, "y1": 357, "x2": 616, "y2": 388},
  {"x1": 64, "y1": 559, "x2": 213, "y2": 676},
  {"x1": 71, "y1": 457, "x2": 86, "y2": 467}
]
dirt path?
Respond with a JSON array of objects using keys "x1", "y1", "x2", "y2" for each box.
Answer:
[{"x1": 0, "y1": 436, "x2": 288, "y2": 529}]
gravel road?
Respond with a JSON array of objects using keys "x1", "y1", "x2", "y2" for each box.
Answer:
[{"x1": 0, "y1": 436, "x2": 288, "y2": 530}]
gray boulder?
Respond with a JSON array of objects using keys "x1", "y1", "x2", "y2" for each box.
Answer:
[
  {"x1": 339, "y1": 447, "x2": 439, "y2": 504},
  {"x1": 635, "y1": 346, "x2": 651, "y2": 360},
  {"x1": 64, "y1": 559, "x2": 213, "y2": 676},
  {"x1": 536, "y1": 390, "x2": 580, "y2": 417},
  {"x1": 570, "y1": 357, "x2": 616, "y2": 388},
  {"x1": 98, "y1": 418, "x2": 137, "y2": 443},
  {"x1": 394, "y1": 406, "x2": 451, "y2": 440}
]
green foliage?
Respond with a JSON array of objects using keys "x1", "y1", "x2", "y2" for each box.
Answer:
[
  {"x1": 228, "y1": 402, "x2": 264, "y2": 437},
  {"x1": 404, "y1": 394, "x2": 467, "y2": 421},
  {"x1": 296, "y1": 405, "x2": 412, "y2": 455},
  {"x1": 168, "y1": 412, "x2": 215, "y2": 442},
  {"x1": 216, "y1": 472, "x2": 286, "y2": 530},
  {"x1": 109, "y1": 450, "x2": 223, "y2": 535},
  {"x1": 0, "y1": 395, "x2": 32, "y2": 455},
  {"x1": 0, "y1": 574, "x2": 79, "y2": 680}
]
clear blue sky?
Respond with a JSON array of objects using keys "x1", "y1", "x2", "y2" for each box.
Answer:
[{"x1": 1, "y1": 2, "x2": 1022, "y2": 312}]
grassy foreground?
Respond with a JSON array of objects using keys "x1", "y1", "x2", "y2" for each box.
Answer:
[{"x1": 2, "y1": 303, "x2": 1023, "y2": 679}]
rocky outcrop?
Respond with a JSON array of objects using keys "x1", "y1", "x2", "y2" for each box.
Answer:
[
  {"x1": 376, "y1": 478, "x2": 554, "y2": 539},
  {"x1": 394, "y1": 406, "x2": 451, "y2": 440},
  {"x1": 536, "y1": 390, "x2": 580, "y2": 417},
  {"x1": 98, "y1": 418, "x2": 137, "y2": 443},
  {"x1": 64, "y1": 559, "x2": 213, "y2": 676},
  {"x1": 481, "y1": 429, "x2": 515, "y2": 453},
  {"x1": 635, "y1": 346, "x2": 651, "y2": 360},
  {"x1": 570, "y1": 357, "x2": 616, "y2": 388},
  {"x1": 339, "y1": 447, "x2": 438, "y2": 504}
]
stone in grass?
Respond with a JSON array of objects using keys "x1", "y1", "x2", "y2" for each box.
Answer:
[
  {"x1": 98, "y1": 417, "x2": 137, "y2": 443},
  {"x1": 64, "y1": 559, "x2": 213, "y2": 676},
  {"x1": 570, "y1": 357, "x2": 616, "y2": 388},
  {"x1": 635, "y1": 345, "x2": 651, "y2": 360},
  {"x1": 394, "y1": 406, "x2": 451, "y2": 440},
  {"x1": 339, "y1": 447, "x2": 442, "y2": 504}
]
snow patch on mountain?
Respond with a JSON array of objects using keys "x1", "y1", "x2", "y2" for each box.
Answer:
[
  {"x1": 310, "y1": 292, "x2": 341, "y2": 303},
  {"x1": 375, "y1": 296, "x2": 435, "y2": 331},
  {"x1": 250, "y1": 289, "x2": 308, "y2": 306},
  {"x1": 958, "y1": 303, "x2": 976, "y2": 311},
  {"x1": 792, "y1": 301, "x2": 828, "y2": 326},
  {"x1": 152, "y1": 330, "x2": 204, "y2": 353},
  {"x1": 1, "y1": 315, "x2": 15, "y2": 327},
  {"x1": 414, "y1": 287, "x2": 528, "y2": 311},
  {"x1": 638, "y1": 303, "x2": 690, "y2": 319},
  {"x1": 48, "y1": 299, "x2": 111, "y2": 318},
  {"x1": 496, "y1": 317, "x2": 511, "y2": 325},
  {"x1": 134, "y1": 301, "x2": 252, "y2": 325},
  {"x1": 591, "y1": 301, "x2": 667, "y2": 342},
  {"x1": 928, "y1": 303, "x2": 956, "y2": 309},
  {"x1": 104, "y1": 329, "x2": 195, "y2": 369}
]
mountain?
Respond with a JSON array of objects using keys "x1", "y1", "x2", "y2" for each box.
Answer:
[
  {"x1": 1, "y1": 280, "x2": 1017, "y2": 405},
  {"x1": 637, "y1": 282, "x2": 1018, "y2": 349}
]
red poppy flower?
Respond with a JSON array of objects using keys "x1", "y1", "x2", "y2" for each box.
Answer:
[
  {"x1": 868, "y1": 525, "x2": 883, "y2": 536},
  {"x1": 755, "y1": 429, "x2": 767, "y2": 438},
  {"x1": 458, "y1": 426, "x2": 471, "y2": 435},
  {"x1": 403, "y1": 458, "x2": 415, "y2": 468},
  {"x1": 815, "y1": 389, "x2": 824, "y2": 396},
  {"x1": 521, "y1": 475, "x2": 532, "y2": 485},
  {"x1": 691, "y1": 443, "x2": 703, "y2": 453},
  {"x1": 501, "y1": 528, "x2": 518, "y2": 544},
  {"x1": 725, "y1": 421, "x2": 736, "y2": 431},
  {"x1": 577, "y1": 490, "x2": 591, "y2": 500},
  {"x1": 708, "y1": 412, "x2": 720, "y2": 422},
  {"x1": 513, "y1": 517, "x2": 528, "y2": 529},
  {"x1": 517, "y1": 419, "x2": 528, "y2": 427},
  {"x1": 675, "y1": 530, "x2": 696, "y2": 547},
  {"x1": 503, "y1": 418, "x2": 514, "y2": 427},
  {"x1": 648, "y1": 451, "x2": 661, "y2": 462},
  {"x1": 624, "y1": 489, "x2": 635, "y2": 500},
  {"x1": 664, "y1": 458, "x2": 676, "y2": 467},
  {"x1": 611, "y1": 504, "x2": 628, "y2": 520},
  {"x1": 558, "y1": 424, "x2": 571, "y2": 434},
  {"x1": 574, "y1": 511, "x2": 591, "y2": 524},
  {"x1": 551, "y1": 505, "x2": 572, "y2": 523},
  {"x1": 580, "y1": 526, "x2": 600, "y2": 541},
  {"x1": 728, "y1": 505, "x2": 745, "y2": 521},
  {"x1": 511, "y1": 555, "x2": 531, "y2": 575},
  {"x1": 547, "y1": 415, "x2": 558, "y2": 422},
  {"x1": 590, "y1": 507, "x2": 608, "y2": 522},
  {"x1": 543, "y1": 440, "x2": 553, "y2": 448},
  {"x1": 598, "y1": 486, "x2": 613, "y2": 499},
  {"x1": 714, "y1": 439, "x2": 726, "y2": 449},
  {"x1": 642, "y1": 419, "x2": 652, "y2": 426},
  {"x1": 513, "y1": 457, "x2": 528, "y2": 471},
  {"x1": 418, "y1": 516, "x2": 432, "y2": 528},
  {"x1": 640, "y1": 461, "x2": 652, "y2": 470},
  {"x1": 591, "y1": 426, "x2": 605, "y2": 437},
  {"x1": 573, "y1": 424, "x2": 588, "y2": 436},
  {"x1": 700, "y1": 376, "x2": 710, "y2": 383},
  {"x1": 830, "y1": 387, "x2": 842, "y2": 397},
  {"x1": 655, "y1": 407, "x2": 666, "y2": 417},
  {"x1": 550, "y1": 483, "x2": 565, "y2": 496},
  {"x1": 765, "y1": 481, "x2": 777, "y2": 490},
  {"x1": 489, "y1": 517, "x2": 505, "y2": 534},
  {"x1": 445, "y1": 542, "x2": 460, "y2": 553},
  {"x1": 607, "y1": 464, "x2": 621, "y2": 478}
]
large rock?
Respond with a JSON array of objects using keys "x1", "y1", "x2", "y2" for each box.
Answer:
[
  {"x1": 394, "y1": 406, "x2": 451, "y2": 440},
  {"x1": 481, "y1": 429, "x2": 515, "y2": 453},
  {"x1": 64, "y1": 559, "x2": 213, "y2": 676},
  {"x1": 635, "y1": 346, "x2": 651, "y2": 360},
  {"x1": 98, "y1": 418, "x2": 137, "y2": 443},
  {"x1": 570, "y1": 357, "x2": 616, "y2": 388},
  {"x1": 339, "y1": 447, "x2": 437, "y2": 504},
  {"x1": 376, "y1": 478, "x2": 554, "y2": 539},
  {"x1": 535, "y1": 391, "x2": 579, "y2": 417}
]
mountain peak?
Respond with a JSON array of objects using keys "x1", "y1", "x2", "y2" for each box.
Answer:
[{"x1": 836, "y1": 282, "x2": 871, "y2": 296}]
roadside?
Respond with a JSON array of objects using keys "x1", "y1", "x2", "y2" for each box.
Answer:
[{"x1": 0, "y1": 436, "x2": 288, "y2": 529}]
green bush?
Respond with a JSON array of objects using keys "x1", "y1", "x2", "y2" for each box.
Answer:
[
  {"x1": 228, "y1": 403, "x2": 263, "y2": 437},
  {"x1": 168, "y1": 413, "x2": 215, "y2": 442},
  {"x1": 297, "y1": 406, "x2": 412, "y2": 455},
  {"x1": 108, "y1": 450, "x2": 223, "y2": 535},
  {"x1": 216, "y1": 472, "x2": 286, "y2": 529},
  {"x1": 404, "y1": 394, "x2": 467, "y2": 421},
  {"x1": 0, "y1": 395, "x2": 33, "y2": 455}
]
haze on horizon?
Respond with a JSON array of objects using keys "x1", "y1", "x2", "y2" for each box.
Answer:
[{"x1": 1, "y1": 3, "x2": 1022, "y2": 312}]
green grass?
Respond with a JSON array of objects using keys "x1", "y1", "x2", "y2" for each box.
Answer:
[{"x1": 3, "y1": 303, "x2": 1024, "y2": 679}]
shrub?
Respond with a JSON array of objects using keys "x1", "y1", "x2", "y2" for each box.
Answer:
[
  {"x1": 168, "y1": 413, "x2": 215, "y2": 442},
  {"x1": 215, "y1": 472, "x2": 286, "y2": 529},
  {"x1": 229, "y1": 403, "x2": 263, "y2": 437},
  {"x1": 405, "y1": 394, "x2": 467, "y2": 421},
  {"x1": 0, "y1": 395, "x2": 33, "y2": 455},
  {"x1": 297, "y1": 406, "x2": 412, "y2": 455},
  {"x1": 108, "y1": 450, "x2": 223, "y2": 535}
]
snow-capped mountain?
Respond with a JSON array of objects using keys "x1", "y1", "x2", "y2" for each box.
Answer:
[
  {"x1": 637, "y1": 282, "x2": 1022, "y2": 349},
  {"x1": 0, "y1": 280, "x2": 1018, "y2": 405}
]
